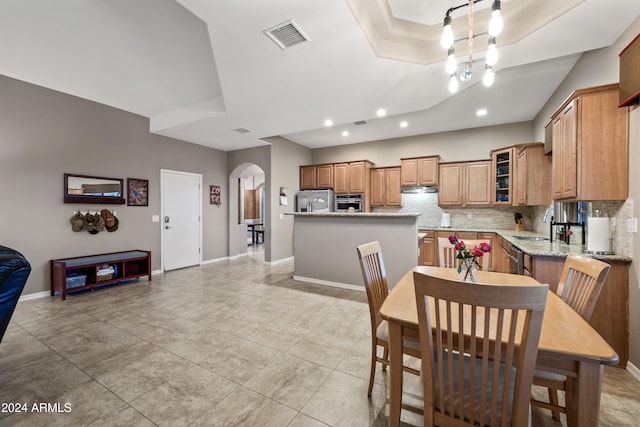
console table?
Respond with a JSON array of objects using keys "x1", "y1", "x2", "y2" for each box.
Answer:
[{"x1": 50, "y1": 250, "x2": 151, "y2": 300}]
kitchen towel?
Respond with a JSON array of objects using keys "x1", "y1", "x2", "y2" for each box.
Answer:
[{"x1": 588, "y1": 217, "x2": 610, "y2": 252}]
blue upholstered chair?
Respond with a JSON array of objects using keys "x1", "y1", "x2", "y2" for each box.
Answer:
[{"x1": 0, "y1": 245, "x2": 31, "y2": 343}]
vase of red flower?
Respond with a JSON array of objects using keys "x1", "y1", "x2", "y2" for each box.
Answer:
[{"x1": 448, "y1": 235, "x2": 492, "y2": 283}]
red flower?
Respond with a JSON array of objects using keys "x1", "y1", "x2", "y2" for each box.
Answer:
[
  {"x1": 480, "y1": 242, "x2": 492, "y2": 253},
  {"x1": 448, "y1": 235, "x2": 458, "y2": 245},
  {"x1": 471, "y1": 246, "x2": 484, "y2": 257}
]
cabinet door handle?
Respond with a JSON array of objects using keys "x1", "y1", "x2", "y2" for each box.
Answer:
[{"x1": 165, "y1": 225, "x2": 173, "y2": 229}]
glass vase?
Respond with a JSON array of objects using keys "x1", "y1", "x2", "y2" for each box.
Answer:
[{"x1": 459, "y1": 260, "x2": 478, "y2": 283}]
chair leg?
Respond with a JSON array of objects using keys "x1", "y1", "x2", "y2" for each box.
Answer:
[
  {"x1": 548, "y1": 387, "x2": 561, "y2": 421},
  {"x1": 368, "y1": 341, "x2": 377, "y2": 397},
  {"x1": 381, "y1": 347, "x2": 389, "y2": 370}
]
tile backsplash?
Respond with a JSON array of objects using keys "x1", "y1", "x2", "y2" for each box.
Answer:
[
  {"x1": 374, "y1": 194, "x2": 633, "y2": 257},
  {"x1": 373, "y1": 193, "x2": 534, "y2": 230}
]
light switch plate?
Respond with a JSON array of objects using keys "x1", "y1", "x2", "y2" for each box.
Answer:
[
  {"x1": 628, "y1": 218, "x2": 638, "y2": 233},
  {"x1": 152, "y1": 215, "x2": 160, "y2": 223}
]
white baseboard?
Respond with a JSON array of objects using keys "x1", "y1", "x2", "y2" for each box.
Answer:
[
  {"x1": 19, "y1": 290, "x2": 50, "y2": 301},
  {"x1": 201, "y1": 256, "x2": 230, "y2": 265},
  {"x1": 265, "y1": 256, "x2": 294, "y2": 266},
  {"x1": 626, "y1": 361, "x2": 640, "y2": 382},
  {"x1": 228, "y1": 252, "x2": 248, "y2": 260},
  {"x1": 152, "y1": 269, "x2": 163, "y2": 276},
  {"x1": 293, "y1": 275, "x2": 365, "y2": 292}
]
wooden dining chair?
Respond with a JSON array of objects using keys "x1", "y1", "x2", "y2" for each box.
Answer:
[
  {"x1": 437, "y1": 237, "x2": 491, "y2": 271},
  {"x1": 414, "y1": 271, "x2": 548, "y2": 427},
  {"x1": 356, "y1": 241, "x2": 421, "y2": 397},
  {"x1": 531, "y1": 253, "x2": 610, "y2": 421}
]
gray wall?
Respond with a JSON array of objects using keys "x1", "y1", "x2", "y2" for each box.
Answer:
[
  {"x1": 266, "y1": 137, "x2": 312, "y2": 262},
  {"x1": 227, "y1": 146, "x2": 270, "y2": 258},
  {"x1": 293, "y1": 215, "x2": 418, "y2": 288},
  {"x1": 311, "y1": 121, "x2": 534, "y2": 166},
  {"x1": 0, "y1": 74, "x2": 228, "y2": 295},
  {"x1": 532, "y1": 16, "x2": 640, "y2": 369}
]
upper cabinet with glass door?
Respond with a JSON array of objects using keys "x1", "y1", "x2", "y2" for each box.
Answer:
[{"x1": 491, "y1": 147, "x2": 514, "y2": 205}]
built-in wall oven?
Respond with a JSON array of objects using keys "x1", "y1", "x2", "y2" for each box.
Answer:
[{"x1": 334, "y1": 194, "x2": 364, "y2": 212}]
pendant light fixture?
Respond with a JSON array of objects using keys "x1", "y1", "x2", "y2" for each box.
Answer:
[{"x1": 442, "y1": 0, "x2": 503, "y2": 93}]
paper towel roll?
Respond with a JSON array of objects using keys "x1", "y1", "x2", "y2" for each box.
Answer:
[
  {"x1": 588, "y1": 217, "x2": 610, "y2": 252},
  {"x1": 441, "y1": 213, "x2": 451, "y2": 228}
]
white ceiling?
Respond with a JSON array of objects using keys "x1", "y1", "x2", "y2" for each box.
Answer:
[{"x1": 1, "y1": 0, "x2": 638, "y2": 152}]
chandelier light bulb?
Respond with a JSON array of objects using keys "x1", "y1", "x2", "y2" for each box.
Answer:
[
  {"x1": 446, "y1": 47, "x2": 457, "y2": 75},
  {"x1": 483, "y1": 66, "x2": 495, "y2": 87},
  {"x1": 459, "y1": 62, "x2": 472, "y2": 82},
  {"x1": 488, "y1": 1, "x2": 503, "y2": 36},
  {"x1": 486, "y1": 37, "x2": 498, "y2": 66},
  {"x1": 448, "y1": 74, "x2": 459, "y2": 93},
  {"x1": 441, "y1": 15, "x2": 454, "y2": 49}
]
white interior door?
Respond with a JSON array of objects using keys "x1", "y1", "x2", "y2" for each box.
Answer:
[{"x1": 162, "y1": 170, "x2": 201, "y2": 271}]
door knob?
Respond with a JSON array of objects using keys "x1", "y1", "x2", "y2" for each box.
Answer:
[{"x1": 165, "y1": 225, "x2": 173, "y2": 229}]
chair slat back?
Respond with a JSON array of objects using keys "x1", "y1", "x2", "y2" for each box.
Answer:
[
  {"x1": 438, "y1": 238, "x2": 491, "y2": 271},
  {"x1": 414, "y1": 272, "x2": 547, "y2": 427},
  {"x1": 556, "y1": 253, "x2": 610, "y2": 321},
  {"x1": 357, "y1": 241, "x2": 389, "y2": 330}
]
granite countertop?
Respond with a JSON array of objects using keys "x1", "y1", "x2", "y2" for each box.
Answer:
[
  {"x1": 419, "y1": 227, "x2": 631, "y2": 262},
  {"x1": 286, "y1": 212, "x2": 421, "y2": 217}
]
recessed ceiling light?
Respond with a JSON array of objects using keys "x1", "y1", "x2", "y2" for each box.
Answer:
[
  {"x1": 341, "y1": 130, "x2": 349, "y2": 137},
  {"x1": 476, "y1": 108, "x2": 488, "y2": 117},
  {"x1": 324, "y1": 119, "x2": 333, "y2": 127},
  {"x1": 376, "y1": 109, "x2": 387, "y2": 117},
  {"x1": 400, "y1": 121, "x2": 408, "y2": 128}
]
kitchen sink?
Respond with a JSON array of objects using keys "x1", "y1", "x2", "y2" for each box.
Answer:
[{"x1": 514, "y1": 236, "x2": 549, "y2": 241}]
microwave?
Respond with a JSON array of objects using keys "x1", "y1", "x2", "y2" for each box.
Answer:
[{"x1": 335, "y1": 194, "x2": 364, "y2": 212}]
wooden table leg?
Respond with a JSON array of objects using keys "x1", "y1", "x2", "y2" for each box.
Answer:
[
  {"x1": 388, "y1": 322, "x2": 403, "y2": 427},
  {"x1": 565, "y1": 362, "x2": 603, "y2": 427}
]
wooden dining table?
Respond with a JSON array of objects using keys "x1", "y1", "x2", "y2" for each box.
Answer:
[{"x1": 380, "y1": 266, "x2": 619, "y2": 427}]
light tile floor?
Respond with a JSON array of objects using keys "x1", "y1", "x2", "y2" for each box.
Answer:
[{"x1": 1, "y1": 248, "x2": 638, "y2": 426}]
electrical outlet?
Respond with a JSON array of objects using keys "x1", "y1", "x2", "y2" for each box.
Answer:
[{"x1": 628, "y1": 218, "x2": 638, "y2": 233}]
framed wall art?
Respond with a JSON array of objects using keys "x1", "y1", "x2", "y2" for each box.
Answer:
[
  {"x1": 127, "y1": 178, "x2": 149, "y2": 206},
  {"x1": 210, "y1": 185, "x2": 221, "y2": 205}
]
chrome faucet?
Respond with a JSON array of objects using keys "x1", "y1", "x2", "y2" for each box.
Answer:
[{"x1": 543, "y1": 206, "x2": 554, "y2": 223}]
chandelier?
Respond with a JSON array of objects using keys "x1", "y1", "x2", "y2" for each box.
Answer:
[{"x1": 441, "y1": 0, "x2": 503, "y2": 93}]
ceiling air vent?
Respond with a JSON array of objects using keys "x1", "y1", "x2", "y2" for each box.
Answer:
[
  {"x1": 264, "y1": 20, "x2": 309, "y2": 50},
  {"x1": 233, "y1": 128, "x2": 251, "y2": 134},
  {"x1": 354, "y1": 120, "x2": 368, "y2": 126}
]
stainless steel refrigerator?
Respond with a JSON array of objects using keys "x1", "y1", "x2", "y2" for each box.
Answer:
[{"x1": 296, "y1": 190, "x2": 333, "y2": 212}]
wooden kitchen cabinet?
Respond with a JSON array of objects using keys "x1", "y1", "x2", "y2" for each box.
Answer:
[
  {"x1": 299, "y1": 164, "x2": 333, "y2": 190},
  {"x1": 300, "y1": 165, "x2": 316, "y2": 190},
  {"x1": 491, "y1": 147, "x2": 514, "y2": 205},
  {"x1": 333, "y1": 163, "x2": 349, "y2": 193},
  {"x1": 478, "y1": 232, "x2": 495, "y2": 271},
  {"x1": 333, "y1": 161, "x2": 371, "y2": 194},
  {"x1": 439, "y1": 160, "x2": 491, "y2": 207},
  {"x1": 419, "y1": 230, "x2": 436, "y2": 266},
  {"x1": 492, "y1": 234, "x2": 511, "y2": 274},
  {"x1": 515, "y1": 143, "x2": 551, "y2": 206},
  {"x1": 401, "y1": 156, "x2": 439, "y2": 186},
  {"x1": 315, "y1": 164, "x2": 334, "y2": 189},
  {"x1": 551, "y1": 83, "x2": 629, "y2": 201},
  {"x1": 438, "y1": 163, "x2": 464, "y2": 205},
  {"x1": 370, "y1": 166, "x2": 402, "y2": 207},
  {"x1": 531, "y1": 255, "x2": 629, "y2": 367}
]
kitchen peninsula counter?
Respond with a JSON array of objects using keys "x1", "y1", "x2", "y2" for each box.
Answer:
[{"x1": 287, "y1": 212, "x2": 421, "y2": 289}]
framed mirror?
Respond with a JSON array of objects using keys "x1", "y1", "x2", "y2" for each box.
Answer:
[{"x1": 64, "y1": 173, "x2": 125, "y2": 204}]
